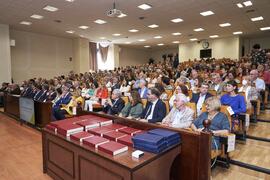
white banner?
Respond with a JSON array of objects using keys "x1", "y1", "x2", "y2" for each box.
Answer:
[{"x1": 19, "y1": 97, "x2": 35, "y2": 125}]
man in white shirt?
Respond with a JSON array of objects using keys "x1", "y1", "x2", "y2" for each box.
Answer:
[
  {"x1": 162, "y1": 93, "x2": 194, "y2": 128},
  {"x1": 250, "y1": 70, "x2": 265, "y2": 92},
  {"x1": 211, "y1": 73, "x2": 225, "y2": 95}
]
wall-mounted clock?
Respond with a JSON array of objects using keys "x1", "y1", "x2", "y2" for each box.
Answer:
[{"x1": 202, "y1": 41, "x2": 209, "y2": 49}]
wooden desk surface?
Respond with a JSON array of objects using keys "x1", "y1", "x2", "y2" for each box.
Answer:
[{"x1": 44, "y1": 128, "x2": 181, "y2": 171}]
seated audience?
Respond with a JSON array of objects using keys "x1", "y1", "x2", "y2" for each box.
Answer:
[
  {"x1": 210, "y1": 73, "x2": 225, "y2": 95},
  {"x1": 155, "y1": 83, "x2": 168, "y2": 100},
  {"x1": 191, "y1": 82, "x2": 212, "y2": 116},
  {"x1": 220, "y1": 80, "x2": 246, "y2": 114},
  {"x1": 103, "y1": 89, "x2": 125, "y2": 115},
  {"x1": 162, "y1": 93, "x2": 194, "y2": 128},
  {"x1": 140, "y1": 88, "x2": 166, "y2": 123},
  {"x1": 191, "y1": 96, "x2": 230, "y2": 149},
  {"x1": 120, "y1": 91, "x2": 143, "y2": 118}
]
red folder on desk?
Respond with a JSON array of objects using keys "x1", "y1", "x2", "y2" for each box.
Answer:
[
  {"x1": 119, "y1": 127, "x2": 141, "y2": 136},
  {"x1": 102, "y1": 124, "x2": 127, "y2": 131},
  {"x1": 98, "y1": 141, "x2": 128, "y2": 156},
  {"x1": 83, "y1": 136, "x2": 110, "y2": 149},
  {"x1": 57, "y1": 124, "x2": 84, "y2": 136},
  {"x1": 103, "y1": 131, "x2": 127, "y2": 142},
  {"x1": 70, "y1": 131, "x2": 94, "y2": 142},
  {"x1": 88, "y1": 126, "x2": 114, "y2": 137},
  {"x1": 117, "y1": 135, "x2": 133, "y2": 147},
  {"x1": 76, "y1": 120, "x2": 100, "y2": 130},
  {"x1": 45, "y1": 124, "x2": 57, "y2": 133}
]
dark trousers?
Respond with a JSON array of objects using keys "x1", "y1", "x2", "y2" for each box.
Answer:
[{"x1": 52, "y1": 107, "x2": 67, "y2": 120}]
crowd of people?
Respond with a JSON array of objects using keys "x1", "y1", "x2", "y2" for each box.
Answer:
[{"x1": 0, "y1": 44, "x2": 269, "y2": 148}]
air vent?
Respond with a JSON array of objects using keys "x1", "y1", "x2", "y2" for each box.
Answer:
[
  {"x1": 246, "y1": 9, "x2": 255, "y2": 13},
  {"x1": 139, "y1": 16, "x2": 145, "y2": 20},
  {"x1": 54, "y1": 20, "x2": 62, "y2": 23}
]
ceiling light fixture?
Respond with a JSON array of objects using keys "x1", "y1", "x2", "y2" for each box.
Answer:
[
  {"x1": 125, "y1": 42, "x2": 131, "y2": 44},
  {"x1": 94, "y1": 19, "x2": 107, "y2": 24},
  {"x1": 118, "y1": 13, "x2": 127, "y2": 18},
  {"x1": 43, "y1": 5, "x2": 58, "y2": 12},
  {"x1": 172, "y1": 41, "x2": 180, "y2": 44},
  {"x1": 237, "y1": 3, "x2": 244, "y2": 8},
  {"x1": 200, "y1": 11, "x2": 214, "y2": 16},
  {"x1": 79, "y1": 26, "x2": 89, "y2": 29},
  {"x1": 219, "y1": 23, "x2": 231, "y2": 27},
  {"x1": 112, "y1": 33, "x2": 121, "y2": 36},
  {"x1": 190, "y1": 38, "x2": 198, "y2": 41},
  {"x1": 66, "y1": 30, "x2": 75, "y2": 34},
  {"x1": 100, "y1": 37, "x2": 106, "y2": 39},
  {"x1": 157, "y1": 43, "x2": 164, "y2": 46},
  {"x1": 210, "y1": 35, "x2": 219, "y2": 38},
  {"x1": 144, "y1": 45, "x2": 151, "y2": 48},
  {"x1": 194, "y1": 28, "x2": 204, "y2": 32},
  {"x1": 251, "y1": 16, "x2": 263, "y2": 21},
  {"x1": 148, "y1": 24, "x2": 159, "y2": 28},
  {"x1": 129, "y1": 29, "x2": 139, "y2": 32},
  {"x1": 20, "y1": 21, "x2": 32, "y2": 25},
  {"x1": 233, "y1": 31, "x2": 243, "y2": 35},
  {"x1": 171, "y1": 18, "x2": 183, "y2": 23},
  {"x1": 243, "y1": 1, "x2": 252, "y2": 7},
  {"x1": 154, "y1": 36, "x2": 162, "y2": 39},
  {"x1": 138, "y1": 3, "x2": 152, "y2": 10},
  {"x1": 260, "y1": 27, "x2": 270, "y2": 31},
  {"x1": 30, "y1": 14, "x2": 44, "y2": 19},
  {"x1": 138, "y1": 39, "x2": 146, "y2": 42},
  {"x1": 172, "y1": 32, "x2": 181, "y2": 36}
]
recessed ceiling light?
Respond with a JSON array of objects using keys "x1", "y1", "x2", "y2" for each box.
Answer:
[
  {"x1": 138, "y1": 39, "x2": 146, "y2": 42},
  {"x1": 148, "y1": 24, "x2": 159, "y2": 28},
  {"x1": 219, "y1": 23, "x2": 231, "y2": 27},
  {"x1": 172, "y1": 41, "x2": 180, "y2": 44},
  {"x1": 79, "y1": 35, "x2": 84, "y2": 38},
  {"x1": 200, "y1": 11, "x2": 214, "y2": 16},
  {"x1": 210, "y1": 35, "x2": 219, "y2": 38},
  {"x1": 194, "y1": 28, "x2": 204, "y2": 32},
  {"x1": 172, "y1": 32, "x2": 181, "y2": 36},
  {"x1": 251, "y1": 16, "x2": 264, "y2": 22},
  {"x1": 243, "y1": 1, "x2": 252, "y2": 7},
  {"x1": 144, "y1": 45, "x2": 151, "y2": 48},
  {"x1": 129, "y1": 29, "x2": 139, "y2": 32},
  {"x1": 157, "y1": 43, "x2": 164, "y2": 46},
  {"x1": 190, "y1": 38, "x2": 198, "y2": 41},
  {"x1": 94, "y1": 19, "x2": 107, "y2": 24},
  {"x1": 118, "y1": 13, "x2": 127, "y2": 18},
  {"x1": 260, "y1": 27, "x2": 270, "y2": 31},
  {"x1": 237, "y1": 3, "x2": 244, "y2": 8},
  {"x1": 20, "y1": 21, "x2": 32, "y2": 25},
  {"x1": 66, "y1": 30, "x2": 74, "y2": 34},
  {"x1": 100, "y1": 37, "x2": 106, "y2": 39},
  {"x1": 233, "y1": 31, "x2": 243, "y2": 35},
  {"x1": 43, "y1": 5, "x2": 58, "y2": 12},
  {"x1": 30, "y1": 14, "x2": 44, "y2": 19},
  {"x1": 154, "y1": 36, "x2": 162, "y2": 39},
  {"x1": 79, "y1": 25, "x2": 89, "y2": 29},
  {"x1": 125, "y1": 42, "x2": 131, "y2": 44},
  {"x1": 171, "y1": 18, "x2": 183, "y2": 23},
  {"x1": 65, "y1": 0, "x2": 75, "y2": 2},
  {"x1": 112, "y1": 33, "x2": 121, "y2": 36},
  {"x1": 138, "y1": 3, "x2": 152, "y2": 10}
]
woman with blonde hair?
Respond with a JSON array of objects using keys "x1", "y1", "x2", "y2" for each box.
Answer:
[{"x1": 191, "y1": 96, "x2": 230, "y2": 149}]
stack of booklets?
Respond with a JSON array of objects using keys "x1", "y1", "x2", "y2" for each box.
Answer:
[
  {"x1": 132, "y1": 129, "x2": 181, "y2": 154},
  {"x1": 83, "y1": 136, "x2": 109, "y2": 149},
  {"x1": 76, "y1": 120, "x2": 101, "y2": 131},
  {"x1": 57, "y1": 124, "x2": 84, "y2": 137},
  {"x1": 70, "y1": 131, "x2": 94, "y2": 142},
  {"x1": 88, "y1": 126, "x2": 114, "y2": 137},
  {"x1": 98, "y1": 141, "x2": 128, "y2": 156},
  {"x1": 132, "y1": 133, "x2": 167, "y2": 154},
  {"x1": 148, "y1": 128, "x2": 180, "y2": 147},
  {"x1": 118, "y1": 127, "x2": 141, "y2": 136}
]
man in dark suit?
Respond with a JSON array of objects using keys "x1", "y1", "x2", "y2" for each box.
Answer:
[
  {"x1": 33, "y1": 84, "x2": 43, "y2": 101},
  {"x1": 140, "y1": 88, "x2": 166, "y2": 123},
  {"x1": 191, "y1": 82, "x2": 212, "y2": 116},
  {"x1": 103, "y1": 89, "x2": 125, "y2": 115},
  {"x1": 111, "y1": 77, "x2": 121, "y2": 92},
  {"x1": 0, "y1": 82, "x2": 9, "y2": 107},
  {"x1": 37, "y1": 84, "x2": 49, "y2": 102}
]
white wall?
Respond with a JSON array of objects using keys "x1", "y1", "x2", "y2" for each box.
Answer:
[
  {"x1": 10, "y1": 30, "x2": 74, "y2": 83},
  {"x1": 73, "y1": 38, "x2": 90, "y2": 73},
  {"x1": 0, "y1": 24, "x2": 12, "y2": 84},
  {"x1": 149, "y1": 47, "x2": 178, "y2": 63},
  {"x1": 119, "y1": 46, "x2": 151, "y2": 67},
  {"x1": 243, "y1": 36, "x2": 270, "y2": 55},
  {"x1": 179, "y1": 36, "x2": 240, "y2": 62}
]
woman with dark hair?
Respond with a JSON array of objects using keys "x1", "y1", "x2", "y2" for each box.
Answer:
[
  {"x1": 120, "y1": 91, "x2": 143, "y2": 118},
  {"x1": 220, "y1": 80, "x2": 246, "y2": 114},
  {"x1": 169, "y1": 84, "x2": 189, "y2": 108},
  {"x1": 155, "y1": 83, "x2": 168, "y2": 100}
]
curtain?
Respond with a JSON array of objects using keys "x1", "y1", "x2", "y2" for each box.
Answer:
[
  {"x1": 99, "y1": 43, "x2": 109, "y2": 63},
  {"x1": 89, "y1": 42, "x2": 97, "y2": 71}
]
